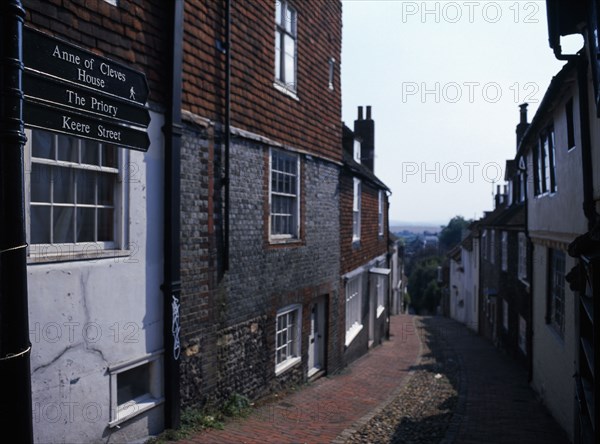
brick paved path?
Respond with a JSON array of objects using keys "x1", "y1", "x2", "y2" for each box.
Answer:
[
  {"x1": 427, "y1": 316, "x2": 571, "y2": 444},
  {"x1": 183, "y1": 315, "x2": 571, "y2": 444},
  {"x1": 183, "y1": 314, "x2": 421, "y2": 444}
]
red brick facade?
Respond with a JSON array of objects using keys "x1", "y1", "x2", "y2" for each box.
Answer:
[
  {"x1": 182, "y1": 0, "x2": 343, "y2": 162},
  {"x1": 340, "y1": 175, "x2": 389, "y2": 275}
]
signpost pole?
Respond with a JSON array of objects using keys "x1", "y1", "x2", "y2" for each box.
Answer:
[{"x1": 0, "y1": 0, "x2": 34, "y2": 441}]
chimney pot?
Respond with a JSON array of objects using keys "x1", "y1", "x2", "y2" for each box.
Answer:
[
  {"x1": 519, "y1": 103, "x2": 528, "y2": 124},
  {"x1": 357, "y1": 106, "x2": 363, "y2": 120},
  {"x1": 366, "y1": 106, "x2": 372, "y2": 120}
]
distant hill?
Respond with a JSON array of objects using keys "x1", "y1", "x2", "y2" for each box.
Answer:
[{"x1": 390, "y1": 221, "x2": 442, "y2": 234}]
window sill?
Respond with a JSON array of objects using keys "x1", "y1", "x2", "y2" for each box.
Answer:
[
  {"x1": 273, "y1": 82, "x2": 299, "y2": 101},
  {"x1": 269, "y1": 236, "x2": 302, "y2": 247},
  {"x1": 109, "y1": 394, "x2": 164, "y2": 428},
  {"x1": 27, "y1": 246, "x2": 132, "y2": 264},
  {"x1": 275, "y1": 356, "x2": 301, "y2": 376},
  {"x1": 377, "y1": 305, "x2": 385, "y2": 318},
  {"x1": 345, "y1": 323, "x2": 363, "y2": 347}
]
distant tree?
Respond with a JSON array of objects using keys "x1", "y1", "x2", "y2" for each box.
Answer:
[
  {"x1": 438, "y1": 216, "x2": 470, "y2": 253},
  {"x1": 407, "y1": 255, "x2": 441, "y2": 314}
]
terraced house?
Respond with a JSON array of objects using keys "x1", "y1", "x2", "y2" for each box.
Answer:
[
  {"x1": 178, "y1": 0, "x2": 346, "y2": 411},
  {"x1": 1, "y1": 1, "x2": 398, "y2": 442}
]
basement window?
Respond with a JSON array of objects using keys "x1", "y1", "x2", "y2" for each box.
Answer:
[{"x1": 109, "y1": 351, "x2": 164, "y2": 428}]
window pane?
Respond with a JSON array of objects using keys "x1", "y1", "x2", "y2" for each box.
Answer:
[
  {"x1": 285, "y1": 6, "x2": 296, "y2": 34},
  {"x1": 81, "y1": 139, "x2": 99, "y2": 165},
  {"x1": 76, "y1": 170, "x2": 96, "y2": 204},
  {"x1": 30, "y1": 164, "x2": 51, "y2": 203},
  {"x1": 53, "y1": 167, "x2": 74, "y2": 203},
  {"x1": 276, "y1": 1, "x2": 282, "y2": 25},
  {"x1": 98, "y1": 173, "x2": 114, "y2": 206},
  {"x1": 275, "y1": 32, "x2": 281, "y2": 79},
  {"x1": 102, "y1": 144, "x2": 118, "y2": 168},
  {"x1": 284, "y1": 37, "x2": 295, "y2": 86},
  {"x1": 117, "y1": 364, "x2": 150, "y2": 405},
  {"x1": 77, "y1": 208, "x2": 95, "y2": 242},
  {"x1": 30, "y1": 206, "x2": 51, "y2": 244},
  {"x1": 97, "y1": 208, "x2": 114, "y2": 241},
  {"x1": 53, "y1": 207, "x2": 74, "y2": 243},
  {"x1": 56, "y1": 134, "x2": 78, "y2": 162},
  {"x1": 32, "y1": 130, "x2": 54, "y2": 159}
]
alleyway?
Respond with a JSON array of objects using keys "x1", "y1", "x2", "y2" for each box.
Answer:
[{"x1": 181, "y1": 315, "x2": 570, "y2": 444}]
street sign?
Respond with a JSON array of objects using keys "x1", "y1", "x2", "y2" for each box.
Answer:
[
  {"x1": 24, "y1": 101, "x2": 150, "y2": 152},
  {"x1": 23, "y1": 27, "x2": 149, "y2": 105},
  {"x1": 23, "y1": 71, "x2": 150, "y2": 127}
]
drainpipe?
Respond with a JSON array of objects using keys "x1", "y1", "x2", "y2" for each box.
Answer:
[
  {"x1": 576, "y1": 57, "x2": 597, "y2": 229},
  {"x1": 223, "y1": 0, "x2": 231, "y2": 273},
  {"x1": 162, "y1": 0, "x2": 184, "y2": 430},
  {"x1": 0, "y1": 1, "x2": 33, "y2": 441}
]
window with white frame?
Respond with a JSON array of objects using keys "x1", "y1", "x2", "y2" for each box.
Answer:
[
  {"x1": 353, "y1": 140, "x2": 361, "y2": 163},
  {"x1": 378, "y1": 190, "x2": 384, "y2": 236},
  {"x1": 547, "y1": 248, "x2": 565, "y2": 337},
  {"x1": 490, "y1": 230, "x2": 495, "y2": 264},
  {"x1": 375, "y1": 273, "x2": 386, "y2": 317},
  {"x1": 275, "y1": 305, "x2": 302, "y2": 374},
  {"x1": 328, "y1": 57, "x2": 335, "y2": 90},
  {"x1": 501, "y1": 231, "x2": 508, "y2": 271},
  {"x1": 270, "y1": 149, "x2": 300, "y2": 240},
  {"x1": 27, "y1": 129, "x2": 122, "y2": 256},
  {"x1": 108, "y1": 352, "x2": 163, "y2": 428},
  {"x1": 345, "y1": 274, "x2": 362, "y2": 345},
  {"x1": 352, "y1": 178, "x2": 361, "y2": 242},
  {"x1": 518, "y1": 232, "x2": 527, "y2": 281},
  {"x1": 275, "y1": 0, "x2": 297, "y2": 92}
]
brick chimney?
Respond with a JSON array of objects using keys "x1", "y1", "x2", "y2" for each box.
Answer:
[
  {"x1": 516, "y1": 103, "x2": 529, "y2": 149},
  {"x1": 354, "y1": 106, "x2": 375, "y2": 172}
]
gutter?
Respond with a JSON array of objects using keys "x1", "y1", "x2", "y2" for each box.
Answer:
[{"x1": 162, "y1": 0, "x2": 184, "y2": 430}]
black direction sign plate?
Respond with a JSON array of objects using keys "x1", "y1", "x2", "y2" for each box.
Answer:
[
  {"x1": 24, "y1": 101, "x2": 150, "y2": 152},
  {"x1": 23, "y1": 71, "x2": 151, "y2": 127},
  {"x1": 24, "y1": 27, "x2": 149, "y2": 105}
]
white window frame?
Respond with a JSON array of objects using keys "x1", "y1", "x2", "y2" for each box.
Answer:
[
  {"x1": 328, "y1": 57, "x2": 335, "y2": 90},
  {"x1": 274, "y1": 0, "x2": 298, "y2": 95},
  {"x1": 501, "y1": 231, "x2": 508, "y2": 271},
  {"x1": 108, "y1": 351, "x2": 164, "y2": 428},
  {"x1": 25, "y1": 128, "x2": 129, "y2": 263},
  {"x1": 345, "y1": 273, "x2": 363, "y2": 346},
  {"x1": 352, "y1": 178, "x2": 361, "y2": 242},
  {"x1": 269, "y1": 148, "x2": 300, "y2": 242},
  {"x1": 371, "y1": 267, "x2": 390, "y2": 318},
  {"x1": 548, "y1": 248, "x2": 565, "y2": 337},
  {"x1": 518, "y1": 232, "x2": 527, "y2": 282},
  {"x1": 353, "y1": 140, "x2": 361, "y2": 164},
  {"x1": 378, "y1": 190, "x2": 384, "y2": 236},
  {"x1": 275, "y1": 304, "x2": 302, "y2": 375}
]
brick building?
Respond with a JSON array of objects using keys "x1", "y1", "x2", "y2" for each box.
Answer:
[
  {"x1": 178, "y1": 0, "x2": 345, "y2": 410},
  {"x1": 340, "y1": 107, "x2": 391, "y2": 364}
]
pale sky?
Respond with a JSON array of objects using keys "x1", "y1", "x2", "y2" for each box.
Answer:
[{"x1": 341, "y1": 0, "x2": 579, "y2": 226}]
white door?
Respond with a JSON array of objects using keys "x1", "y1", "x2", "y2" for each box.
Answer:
[{"x1": 308, "y1": 298, "x2": 325, "y2": 376}]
